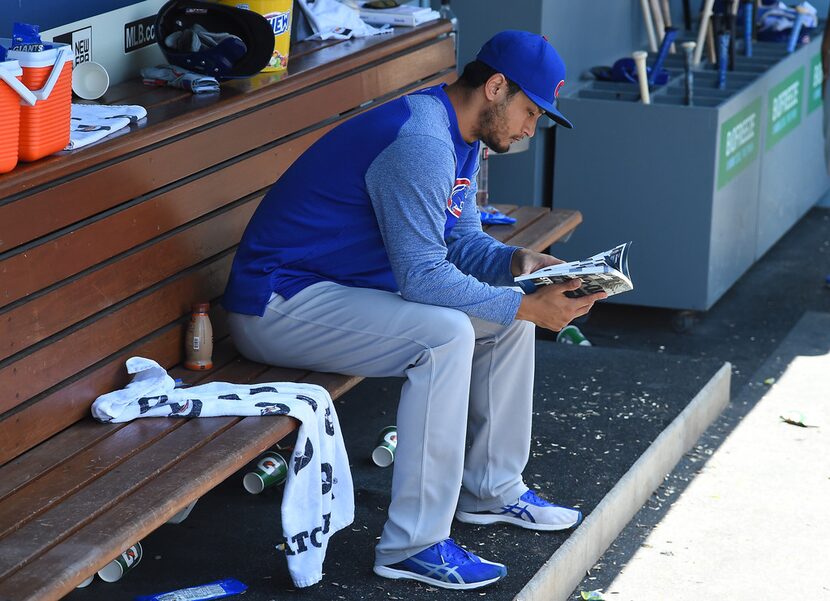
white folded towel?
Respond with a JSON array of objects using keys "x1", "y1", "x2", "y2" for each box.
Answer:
[
  {"x1": 65, "y1": 103, "x2": 147, "y2": 150},
  {"x1": 296, "y1": 0, "x2": 392, "y2": 40},
  {"x1": 92, "y1": 356, "x2": 354, "y2": 588}
]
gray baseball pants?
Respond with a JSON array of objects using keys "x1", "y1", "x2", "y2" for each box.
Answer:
[{"x1": 227, "y1": 281, "x2": 535, "y2": 566}]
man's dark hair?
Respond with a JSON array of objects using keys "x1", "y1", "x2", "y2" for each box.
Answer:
[{"x1": 456, "y1": 60, "x2": 522, "y2": 97}]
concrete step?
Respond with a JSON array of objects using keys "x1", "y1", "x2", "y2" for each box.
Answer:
[{"x1": 516, "y1": 345, "x2": 730, "y2": 601}]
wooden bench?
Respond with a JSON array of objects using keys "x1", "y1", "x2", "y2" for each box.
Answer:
[{"x1": 0, "y1": 21, "x2": 581, "y2": 600}]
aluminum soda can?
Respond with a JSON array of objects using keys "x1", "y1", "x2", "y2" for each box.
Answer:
[
  {"x1": 372, "y1": 426, "x2": 397, "y2": 467},
  {"x1": 243, "y1": 451, "x2": 288, "y2": 494},
  {"x1": 556, "y1": 325, "x2": 592, "y2": 346},
  {"x1": 97, "y1": 542, "x2": 142, "y2": 582}
]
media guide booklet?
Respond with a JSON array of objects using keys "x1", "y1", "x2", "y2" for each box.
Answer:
[{"x1": 514, "y1": 242, "x2": 634, "y2": 298}]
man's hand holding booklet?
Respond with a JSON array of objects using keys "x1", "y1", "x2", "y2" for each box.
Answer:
[{"x1": 514, "y1": 242, "x2": 634, "y2": 298}]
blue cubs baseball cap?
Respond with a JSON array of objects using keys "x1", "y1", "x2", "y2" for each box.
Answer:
[{"x1": 476, "y1": 30, "x2": 573, "y2": 129}]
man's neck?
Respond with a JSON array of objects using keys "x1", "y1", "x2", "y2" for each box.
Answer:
[{"x1": 443, "y1": 82, "x2": 479, "y2": 144}]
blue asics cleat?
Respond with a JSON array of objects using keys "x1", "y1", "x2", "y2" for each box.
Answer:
[
  {"x1": 373, "y1": 538, "x2": 507, "y2": 590},
  {"x1": 455, "y1": 489, "x2": 583, "y2": 531}
]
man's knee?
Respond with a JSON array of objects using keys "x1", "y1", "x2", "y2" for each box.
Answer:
[
  {"x1": 515, "y1": 318, "x2": 536, "y2": 340},
  {"x1": 418, "y1": 307, "x2": 475, "y2": 352}
]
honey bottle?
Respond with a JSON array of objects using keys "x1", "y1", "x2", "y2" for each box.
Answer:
[{"x1": 184, "y1": 302, "x2": 213, "y2": 370}]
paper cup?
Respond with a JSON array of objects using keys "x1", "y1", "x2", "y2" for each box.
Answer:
[
  {"x1": 243, "y1": 451, "x2": 288, "y2": 494},
  {"x1": 556, "y1": 325, "x2": 592, "y2": 346},
  {"x1": 97, "y1": 542, "x2": 142, "y2": 583},
  {"x1": 72, "y1": 61, "x2": 109, "y2": 100},
  {"x1": 371, "y1": 426, "x2": 397, "y2": 467},
  {"x1": 76, "y1": 575, "x2": 94, "y2": 588}
]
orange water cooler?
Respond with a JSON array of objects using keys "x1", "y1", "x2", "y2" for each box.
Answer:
[
  {"x1": 1, "y1": 41, "x2": 74, "y2": 163},
  {"x1": 0, "y1": 58, "x2": 37, "y2": 173}
]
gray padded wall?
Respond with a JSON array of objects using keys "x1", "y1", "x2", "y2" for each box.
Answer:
[{"x1": 436, "y1": 0, "x2": 653, "y2": 207}]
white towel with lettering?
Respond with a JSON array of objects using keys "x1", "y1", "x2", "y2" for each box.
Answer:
[{"x1": 92, "y1": 356, "x2": 354, "y2": 588}]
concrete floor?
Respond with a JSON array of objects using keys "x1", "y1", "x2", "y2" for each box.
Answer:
[
  {"x1": 567, "y1": 206, "x2": 830, "y2": 601},
  {"x1": 570, "y1": 312, "x2": 830, "y2": 601}
]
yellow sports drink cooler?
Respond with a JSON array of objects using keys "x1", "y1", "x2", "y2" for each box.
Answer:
[
  {"x1": 216, "y1": 0, "x2": 293, "y2": 71},
  {"x1": 0, "y1": 40, "x2": 74, "y2": 163}
]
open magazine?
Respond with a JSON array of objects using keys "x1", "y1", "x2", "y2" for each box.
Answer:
[{"x1": 514, "y1": 242, "x2": 634, "y2": 298}]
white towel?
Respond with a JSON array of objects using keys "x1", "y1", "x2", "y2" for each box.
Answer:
[
  {"x1": 140, "y1": 64, "x2": 220, "y2": 94},
  {"x1": 92, "y1": 357, "x2": 354, "y2": 588},
  {"x1": 296, "y1": 0, "x2": 391, "y2": 40},
  {"x1": 65, "y1": 103, "x2": 148, "y2": 150}
]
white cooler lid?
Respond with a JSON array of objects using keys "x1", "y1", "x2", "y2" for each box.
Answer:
[
  {"x1": 0, "y1": 40, "x2": 74, "y2": 68},
  {"x1": 0, "y1": 59, "x2": 23, "y2": 77}
]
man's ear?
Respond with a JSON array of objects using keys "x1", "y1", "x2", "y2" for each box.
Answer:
[{"x1": 483, "y1": 73, "x2": 508, "y2": 101}]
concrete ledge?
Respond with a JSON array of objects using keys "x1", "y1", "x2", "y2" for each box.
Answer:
[{"x1": 515, "y1": 361, "x2": 732, "y2": 601}]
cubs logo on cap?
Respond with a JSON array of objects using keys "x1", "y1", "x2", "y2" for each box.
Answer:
[{"x1": 476, "y1": 30, "x2": 574, "y2": 129}]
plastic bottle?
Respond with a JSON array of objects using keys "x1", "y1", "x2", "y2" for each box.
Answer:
[
  {"x1": 184, "y1": 302, "x2": 213, "y2": 370},
  {"x1": 439, "y1": 0, "x2": 459, "y2": 66},
  {"x1": 476, "y1": 144, "x2": 489, "y2": 205}
]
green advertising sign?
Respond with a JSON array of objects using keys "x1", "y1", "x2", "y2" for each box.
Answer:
[
  {"x1": 808, "y1": 53, "x2": 823, "y2": 114},
  {"x1": 718, "y1": 98, "x2": 761, "y2": 189},
  {"x1": 766, "y1": 67, "x2": 804, "y2": 150}
]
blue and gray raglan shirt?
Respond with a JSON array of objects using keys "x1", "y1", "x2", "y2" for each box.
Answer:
[{"x1": 223, "y1": 84, "x2": 523, "y2": 326}]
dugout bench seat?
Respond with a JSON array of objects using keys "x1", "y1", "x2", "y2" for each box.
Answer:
[{"x1": 0, "y1": 21, "x2": 582, "y2": 600}]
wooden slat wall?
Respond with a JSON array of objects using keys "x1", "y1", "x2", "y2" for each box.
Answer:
[
  {"x1": 0, "y1": 24, "x2": 453, "y2": 200},
  {"x1": 0, "y1": 36, "x2": 456, "y2": 281},
  {"x1": 0, "y1": 28, "x2": 456, "y2": 467}
]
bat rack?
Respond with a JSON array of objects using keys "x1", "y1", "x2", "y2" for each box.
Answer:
[{"x1": 552, "y1": 27, "x2": 829, "y2": 314}]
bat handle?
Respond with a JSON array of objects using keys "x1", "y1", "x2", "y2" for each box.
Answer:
[
  {"x1": 632, "y1": 51, "x2": 651, "y2": 104},
  {"x1": 639, "y1": 0, "x2": 659, "y2": 52},
  {"x1": 743, "y1": 1, "x2": 753, "y2": 57},
  {"x1": 694, "y1": 0, "x2": 716, "y2": 65},
  {"x1": 786, "y1": 11, "x2": 806, "y2": 53},
  {"x1": 717, "y1": 33, "x2": 730, "y2": 90},
  {"x1": 682, "y1": 41, "x2": 696, "y2": 106},
  {"x1": 649, "y1": 26, "x2": 679, "y2": 85}
]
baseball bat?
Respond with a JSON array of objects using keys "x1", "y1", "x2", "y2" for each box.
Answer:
[
  {"x1": 649, "y1": 26, "x2": 679, "y2": 85},
  {"x1": 731, "y1": 0, "x2": 740, "y2": 69},
  {"x1": 633, "y1": 51, "x2": 651, "y2": 104},
  {"x1": 682, "y1": 0, "x2": 692, "y2": 30},
  {"x1": 694, "y1": 0, "x2": 716, "y2": 64},
  {"x1": 682, "y1": 41, "x2": 696, "y2": 105},
  {"x1": 743, "y1": 0, "x2": 753, "y2": 57},
  {"x1": 648, "y1": 0, "x2": 667, "y2": 48},
  {"x1": 753, "y1": 0, "x2": 761, "y2": 41},
  {"x1": 786, "y1": 9, "x2": 807, "y2": 53},
  {"x1": 717, "y1": 33, "x2": 730, "y2": 89},
  {"x1": 639, "y1": 0, "x2": 659, "y2": 52},
  {"x1": 706, "y1": 18, "x2": 717, "y2": 64},
  {"x1": 659, "y1": 0, "x2": 676, "y2": 52}
]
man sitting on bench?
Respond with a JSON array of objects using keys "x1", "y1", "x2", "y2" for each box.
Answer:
[{"x1": 222, "y1": 30, "x2": 606, "y2": 591}]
